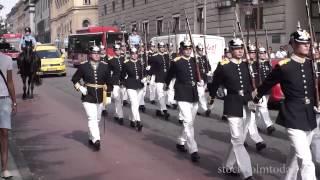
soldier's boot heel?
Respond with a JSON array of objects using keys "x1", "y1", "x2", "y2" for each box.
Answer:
[
  {"x1": 163, "y1": 110, "x2": 170, "y2": 120},
  {"x1": 136, "y1": 122, "x2": 143, "y2": 132}
]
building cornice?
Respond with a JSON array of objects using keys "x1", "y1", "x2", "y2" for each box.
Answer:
[{"x1": 50, "y1": 6, "x2": 98, "y2": 22}]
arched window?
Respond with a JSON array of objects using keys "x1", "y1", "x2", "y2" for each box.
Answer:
[{"x1": 82, "y1": 20, "x2": 90, "y2": 27}]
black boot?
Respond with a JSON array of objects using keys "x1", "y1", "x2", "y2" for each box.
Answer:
[
  {"x1": 93, "y1": 140, "x2": 101, "y2": 151},
  {"x1": 163, "y1": 110, "x2": 170, "y2": 120},
  {"x1": 123, "y1": 100, "x2": 128, "y2": 106},
  {"x1": 136, "y1": 121, "x2": 143, "y2": 132},
  {"x1": 113, "y1": 117, "x2": 119, "y2": 121},
  {"x1": 178, "y1": 119, "x2": 183, "y2": 125},
  {"x1": 156, "y1": 110, "x2": 162, "y2": 117},
  {"x1": 205, "y1": 109, "x2": 211, "y2": 117},
  {"x1": 190, "y1": 152, "x2": 200, "y2": 162},
  {"x1": 245, "y1": 176, "x2": 256, "y2": 180},
  {"x1": 139, "y1": 105, "x2": 146, "y2": 113},
  {"x1": 221, "y1": 115, "x2": 228, "y2": 121},
  {"x1": 176, "y1": 144, "x2": 187, "y2": 153},
  {"x1": 256, "y1": 142, "x2": 267, "y2": 152},
  {"x1": 172, "y1": 104, "x2": 178, "y2": 109},
  {"x1": 118, "y1": 118, "x2": 124, "y2": 125},
  {"x1": 150, "y1": 100, "x2": 156, "y2": 104},
  {"x1": 102, "y1": 110, "x2": 108, "y2": 117},
  {"x1": 267, "y1": 125, "x2": 276, "y2": 135},
  {"x1": 130, "y1": 121, "x2": 136, "y2": 128}
]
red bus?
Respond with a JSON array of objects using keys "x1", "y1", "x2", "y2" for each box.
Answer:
[
  {"x1": 0, "y1": 33, "x2": 22, "y2": 60},
  {"x1": 68, "y1": 26, "x2": 128, "y2": 67}
]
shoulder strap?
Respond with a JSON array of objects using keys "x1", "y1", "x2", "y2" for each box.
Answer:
[{"x1": 0, "y1": 70, "x2": 9, "y2": 90}]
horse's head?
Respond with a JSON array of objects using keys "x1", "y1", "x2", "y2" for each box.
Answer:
[{"x1": 23, "y1": 40, "x2": 34, "y2": 63}]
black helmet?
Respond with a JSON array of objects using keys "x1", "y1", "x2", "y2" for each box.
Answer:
[
  {"x1": 289, "y1": 29, "x2": 311, "y2": 44},
  {"x1": 89, "y1": 45, "x2": 101, "y2": 53},
  {"x1": 228, "y1": 38, "x2": 244, "y2": 49},
  {"x1": 25, "y1": 27, "x2": 31, "y2": 33}
]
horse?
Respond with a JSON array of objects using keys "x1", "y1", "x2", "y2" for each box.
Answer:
[{"x1": 19, "y1": 40, "x2": 41, "y2": 99}]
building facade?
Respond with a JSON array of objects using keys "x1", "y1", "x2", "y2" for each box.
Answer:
[
  {"x1": 35, "y1": 0, "x2": 51, "y2": 43},
  {"x1": 98, "y1": 0, "x2": 314, "y2": 50},
  {"x1": 50, "y1": 0, "x2": 99, "y2": 48},
  {"x1": 6, "y1": 0, "x2": 36, "y2": 35}
]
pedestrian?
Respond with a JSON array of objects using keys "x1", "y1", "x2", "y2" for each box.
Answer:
[
  {"x1": 268, "y1": 47, "x2": 276, "y2": 59},
  {"x1": 209, "y1": 38, "x2": 256, "y2": 180},
  {"x1": 128, "y1": 27, "x2": 142, "y2": 48},
  {"x1": 108, "y1": 44, "x2": 125, "y2": 125},
  {"x1": 0, "y1": 53, "x2": 17, "y2": 178},
  {"x1": 253, "y1": 27, "x2": 318, "y2": 180},
  {"x1": 165, "y1": 40, "x2": 200, "y2": 163},
  {"x1": 71, "y1": 45, "x2": 113, "y2": 151},
  {"x1": 275, "y1": 45, "x2": 288, "y2": 58},
  {"x1": 121, "y1": 47, "x2": 146, "y2": 131}
]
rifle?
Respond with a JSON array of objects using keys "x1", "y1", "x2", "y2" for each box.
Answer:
[
  {"x1": 234, "y1": 3, "x2": 256, "y2": 89},
  {"x1": 167, "y1": 21, "x2": 172, "y2": 62},
  {"x1": 254, "y1": 22, "x2": 262, "y2": 85},
  {"x1": 263, "y1": 19, "x2": 272, "y2": 63},
  {"x1": 184, "y1": 9, "x2": 202, "y2": 82},
  {"x1": 306, "y1": 0, "x2": 320, "y2": 107},
  {"x1": 144, "y1": 27, "x2": 149, "y2": 66}
]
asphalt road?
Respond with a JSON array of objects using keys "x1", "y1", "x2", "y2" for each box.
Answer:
[{"x1": 10, "y1": 63, "x2": 319, "y2": 180}]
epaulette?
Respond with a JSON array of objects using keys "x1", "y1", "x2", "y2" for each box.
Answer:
[
  {"x1": 220, "y1": 58, "x2": 230, "y2": 65},
  {"x1": 174, "y1": 57, "x2": 181, "y2": 62},
  {"x1": 278, "y1": 58, "x2": 290, "y2": 66},
  {"x1": 80, "y1": 60, "x2": 88, "y2": 64},
  {"x1": 152, "y1": 53, "x2": 158, "y2": 56},
  {"x1": 124, "y1": 59, "x2": 129, "y2": 63},
  {"x1": 108, "y1": 56, "x2": 114, "y2": 59},
  {"x1": 101, "y1": 61, "x2": 108, "y2": 64}
]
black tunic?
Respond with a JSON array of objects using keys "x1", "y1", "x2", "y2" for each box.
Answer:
[
  {"x1": 121, "y1": 59, "x2": 145, "y2": 90},
  {"x1": 108, "y1": 56, "x2": 125, "y2": 86},
  {"x1": 149, "y1": 53, "x2": 170, "y2": 83}
]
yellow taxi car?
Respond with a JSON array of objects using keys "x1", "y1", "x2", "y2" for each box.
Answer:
[{"x1": 35, "y1": 44, "x2": 66, "y2": 76}]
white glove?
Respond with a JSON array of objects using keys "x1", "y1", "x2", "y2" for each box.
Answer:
[
  {"x1": 146, "y1": 65, "x2": 151, "y2": 71},
  {"x1": 197, "y1": 80, "x2": 205, "y2": 87},
  {"x1": 314, "y1": 106, "x2": 320, "y2": 114},
  {"x1": 141, "y1": 77, "x2": 147, "y2": 84},
  {"x1": 79, "y1": 86, "x2": 88, "y2": 96},
  {"x1": 248, "y1": 101, "x2": 256, "y2": 111},
  {"x1": 206, "y1": 71, "x2": 213, "y2": 76},
  {"x1": 106, "y1": 97, "x2": 112, "y2": 105}
]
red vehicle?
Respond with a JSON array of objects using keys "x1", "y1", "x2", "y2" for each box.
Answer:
[
  {"x1": 68, "y1": 26, "x2": 128, "y2": 67},
  {"x1": 0, "y1": 33, "x2": 22, "y2": 60},
  {"x1": 267, "y1": 58, "x2": 285, "y2": 109}
]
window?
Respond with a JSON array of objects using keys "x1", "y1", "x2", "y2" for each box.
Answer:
[
  {"x1": 83, "y1": 0, "x2": 91, "y2": 5},
  {"x1": 172, "y1": 15, "x2": 180, "y2": 33},
  {"x1": 112, "y1": 1, "x2": 115, "y2": 13},
  {"x1": 131, "y1": 23, "x2": 137, "y2": 31},
  {"x1": 104, "y1": 4, "x2": 107, "y2": 15},
  {"x1": 82, "y1": 20, "x2": 90, "y2": 27},
  {"x1": 132, "y1": 0, "x2": 135, "y2": 7},
  {"x1": 122, "y1": 0, "x2": 125, "y2": 10},
  {"x1": 244, "y1": 7, "x2": 263, "y2": 30},
  {"x1": 157, "y1": 18, "x2": 163, "y2": 36},
  {"x1": 145, "y1": 0, "x2": 148, "y2": 4},
  {"x1": 142, "y1": 21, "x2": 149, "y2": 35},
  {"x1": 197, "y1": 7, "x2": 204, "y2": 34}
]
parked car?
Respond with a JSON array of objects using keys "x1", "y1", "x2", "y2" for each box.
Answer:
[
  {"x1": 35, "y1": 44, "x2": 66, "y2": 76},
  {"x1": 267, "y1": 58, "x2": 285, "y2": 109}
]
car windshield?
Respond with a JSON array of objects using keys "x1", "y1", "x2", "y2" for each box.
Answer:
[{"x1": 36, "y1": 49, "x2": 61, "y2": 59}]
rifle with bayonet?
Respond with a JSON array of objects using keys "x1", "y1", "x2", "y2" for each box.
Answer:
[
  {"x1": 306, "y1": 0, "x2": 320, "y2": 107},
  {"x1": 254, "y1": 22, "x2": 262, "y2": 85}
]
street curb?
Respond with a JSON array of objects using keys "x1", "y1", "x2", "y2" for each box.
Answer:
[{"x1": 9, "y1": 134, "x2": 34, "y2": 180}]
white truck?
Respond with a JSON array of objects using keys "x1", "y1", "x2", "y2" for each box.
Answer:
[{"x1": 150, "y1": 34, "x2": 225, "y2": 71}]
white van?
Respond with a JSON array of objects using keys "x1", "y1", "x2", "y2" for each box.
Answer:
[{"x1": 150, "y1": 34, "x2": 225, "y2": 71}]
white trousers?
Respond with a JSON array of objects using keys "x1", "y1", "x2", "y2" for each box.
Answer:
[
  {"x1": 82, "y1": 102, "x2": 103, "y2": 143},
  {"x1": 224, "y1": 106, "x2": 253, "y2": 179},
  {"x1": 112, "y1": 85, "x2": 124, "y2": 118},
  {"x1": 167, "y1": 78, "x2": 176, "y2": 105},
  {"x1": 243, "y1": 111, "x2": 264, "y2": 143},
  {"x1": 315, "y1": 114, "x2": 320, "y2": 135},
  {"x1": 256, "y1": 95, "x2": 273, "y2": 128},
  {"x1": 127, "y1": 89, "x2": 144, "y2": 122},
  {"x1": 197, "y1": 84, "x2": 208, "y2": 113},
  {"x1": 177, "y1": 101, "x2": 199, "y2": 154},
  {"x1": 121, "y1": 86, "x2": 128, "y2": 101},
  {"x1": 156, "y1": 83, "x2": 167, "y2": 111},
  {"x1": 139, "y1": 82, "x2": 147, "y2": 106},
  {"x1": 149, "y1": 75, "x2": 156, "y2": 101},
  {"x1": 285, "y1": 128, "x2": 316, "y2": 180}
]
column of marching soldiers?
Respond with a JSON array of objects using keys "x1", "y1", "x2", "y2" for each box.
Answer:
[{"x1": 71, "y1": 24, "x2": 320, "y2": 179}]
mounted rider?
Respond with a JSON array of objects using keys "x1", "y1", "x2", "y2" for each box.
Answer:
[{"x1": 18, "y1": 27, "x2": 37, "y2": 73}]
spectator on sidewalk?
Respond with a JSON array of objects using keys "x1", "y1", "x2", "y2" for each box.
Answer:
[
  {"x1": 275, "y1": 45, "x2": 288, "y2": 58},
  {"x1": 0, "y1": 53, "x2": 17, "y2": 178},
  {"x1": 268, "y1": 47, "x2": 276, "y2": 59}
]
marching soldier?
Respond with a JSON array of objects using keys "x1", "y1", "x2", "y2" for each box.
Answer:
[
  {"x1": 120, "y1": 41, "x2": 129, "y2": 106},
  {"x1": 138, "y1": 43, "x2": 147, "y2": 113},
  {"x1": 71, "y1": 45, "x2": 112, "y2": 151},
  {"x1": 253, "y1": 28, "x2": 318, "y2": 180},
  {"x1": 147, "y1": 41, "x2": 157, "y2": 104},
  {"x1": 166, "y1": 43, "x2": 178, "y2": 109},
  {"x1": 209, "y1": 38, "x2": 255, "y2": 180},
  {"x1": 254, "y1": 47, "x2": 276, "y2": 135},
  {"x1": 165, "y1": 40, "x2": 200, "y2": 163},
  {"x1": 108, "y1": 44, "x2": 125, "y2": 125},
  {"x1": 121, "y1": 47, "x2": 146, "y2": 131},
  {"x1": 196, "y1": 44, "x2": 211, "y2": 117},
  {"x1": 150, "y1": 42, "x2": 170, "y2": 120}
]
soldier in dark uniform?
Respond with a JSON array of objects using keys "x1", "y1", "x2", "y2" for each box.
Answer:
[
  {"x1": 253, "y1": 28, "x2": 318, "y2": 180},
  {"x1": 165, "y1": 40, "x2": 200, "y2": 163},
  {"x1": 71, "y1": 45, "x2": 112, "y2": 151},
  {"x1": 147, "y1": 41, "x2": 157, "y2": 104},
  {"x1": 209, "y1": 38, "x2": 255, "y2": 180},
  {"x1": 138, "y1": 43, "x2": 147, "y2": 112},
  {"x1": 108, "y1": 44, "x2": 125, "y2": 125},
  {"x1": 149, "y1": 42, "x2": 170, "y2": 119},
  {"x1": 120, "y1": 41, "x2": 129, "y2": 106},
  {"x1": 166, "y1": 43, "x2": 178, "y2": 110},
  {"x1": 254, "y1": 47, "x2": 276, "y2": 135},
  {"x1": 121, "y1": 47, "x2": 146, "y2": 131},
  {"x1": 196, "y1": 44, "x2": 211, "y2": 117}
]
